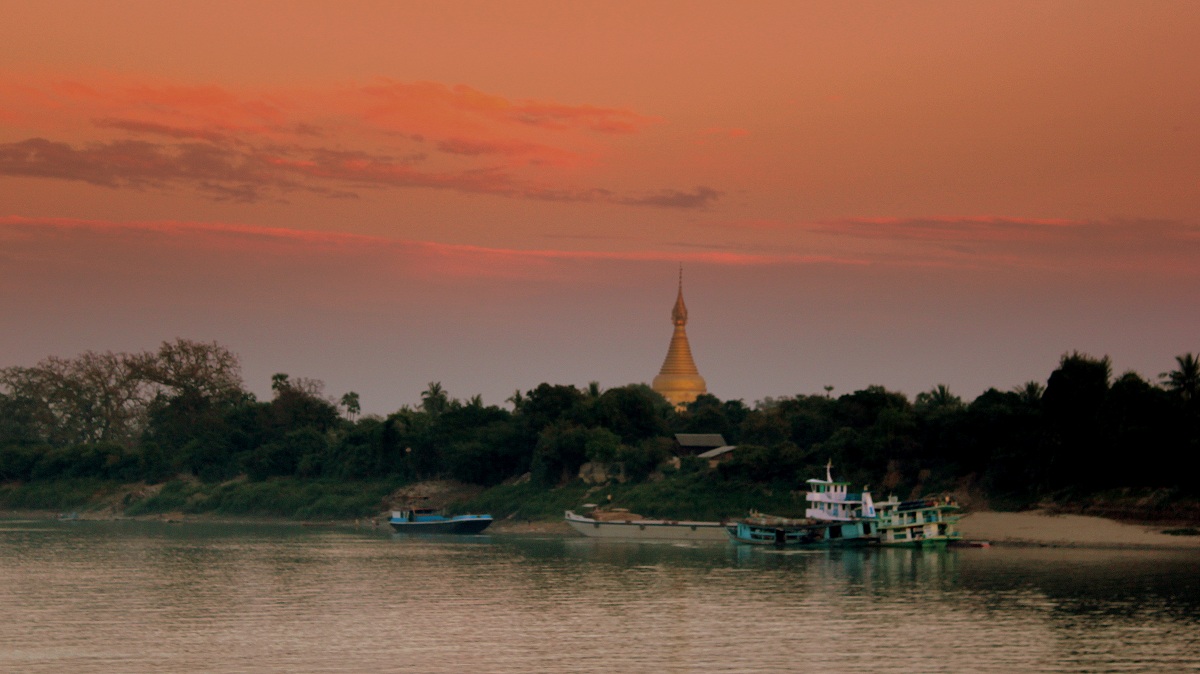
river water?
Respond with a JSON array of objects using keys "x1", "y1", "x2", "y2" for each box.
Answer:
[{"x1": 0, "y1": 519, "x2": 1197, "y2": 673}]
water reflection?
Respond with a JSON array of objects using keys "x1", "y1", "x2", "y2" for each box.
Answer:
[{"x1": 0, "y1": 520, "x2": 1196, "y2": 673}]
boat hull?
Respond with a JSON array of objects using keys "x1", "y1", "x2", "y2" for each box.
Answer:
[
  {"x1": 565, "y1": 511, "x2": 729, "y2": 541},
  {"x1": 389, "y1": 517, "x2": 493, "y2": 534},
  {"x1": 878, "y1": 535, "x2": 960, "y2": 548},
  {"x1": 728, "y1": 519, "x2": 874, "y2": 547}
]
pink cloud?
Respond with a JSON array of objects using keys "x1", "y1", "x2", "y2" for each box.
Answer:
[{"x1": 0, "y1": 73, "x2": 696, "y2": 207}]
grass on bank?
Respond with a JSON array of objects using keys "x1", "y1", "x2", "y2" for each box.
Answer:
[
  {"x1": 124, "y1": 477, "x2": 406, "y2": 519},
  {"x1": 454, "y1": 480, "x2": 592, "y2": 521},
  {"x1": 455, "y1": 471, "x2": 811, "y2": 522},
  {"x1": 0, "y1": 478, "x2": 126, "y2": 511},
  {"x1": 0, "y1": 477, "x2": 406, "y2": 520}
]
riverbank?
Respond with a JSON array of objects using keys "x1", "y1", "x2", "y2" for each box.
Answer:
[{"x1": 957, "y1": 510, "x2": 1200, "y2": 549}]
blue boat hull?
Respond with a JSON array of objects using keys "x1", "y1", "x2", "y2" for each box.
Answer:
[
  {"x1": 389, "y1": 517, "x2": 493, "y2": 534},
  {"x1": 728, "y1": 519, "x2": 874, "y2": 547}
]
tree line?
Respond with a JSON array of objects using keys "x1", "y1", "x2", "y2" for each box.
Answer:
[{"x1": 1, "y1": 339, "x2": 1198, "y2": 504}]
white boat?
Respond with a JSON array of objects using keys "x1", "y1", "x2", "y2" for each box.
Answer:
[
  {"x1": 872, "y1": 495, "x2": 961, "y2": 547},
  {"x1": 804, "y1": 459, "x2": 877, "y2": 522},
  {"x1": 564, "y1": 509, "x2": 729, "y2": 541},
  {"x1": 729, "y1": 462, "x2": 879, "y2": 547}
]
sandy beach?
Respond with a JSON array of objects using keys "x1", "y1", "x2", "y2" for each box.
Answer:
[{"x1": 957, "y1": 510, "x2": 1200, "y2": 549}]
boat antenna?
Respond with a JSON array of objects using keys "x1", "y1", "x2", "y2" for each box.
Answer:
[{"x1": 826, "y1": 458, "x2": 833, "y2": 482}]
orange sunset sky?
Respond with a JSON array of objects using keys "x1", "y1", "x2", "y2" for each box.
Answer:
[{"x1": 2, "y1": 1, "x2": 1197, "y2": 412}]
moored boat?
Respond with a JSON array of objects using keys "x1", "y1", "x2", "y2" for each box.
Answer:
[
  {"x1": 564, "y1": 509, "x2": 729, "y2": 541},
  {"x1": 873, "y1": 495, "x2": 961, "y2": 547},
  {"x1": 804, "y1": 459, "x2": 877, "y2": 522},
  {"x1": 729, "y1": 462, "x2": 880, "y2": 547},
  {"x1": 727, "y1": 512, "x2": 874, "y2": 547},
  {"x1": 389, "y1": 507, "x2": 493, "y2": 534}
]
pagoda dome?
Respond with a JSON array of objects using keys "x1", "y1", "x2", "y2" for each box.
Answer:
[{"x1": 651, "y1": 269, "x2": 706, "y2": 408}]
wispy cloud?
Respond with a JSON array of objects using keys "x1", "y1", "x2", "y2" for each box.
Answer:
[
  {"x1": 619, "y1": 186, "x2": 721, "y2": 209},
  {"x1": 0, "y1": 73, "x2": 710, "y2": 208},
  {"x1": 0, "y1": 216, "x2": 857, "y2": 281},
  {"x1": 712, "y1": 215, "x2": 1200, "y2": 275}
]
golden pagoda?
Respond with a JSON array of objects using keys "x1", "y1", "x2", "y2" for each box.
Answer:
[{"x1": 652, "y1": 268, "x2": 707, "y2": 408}]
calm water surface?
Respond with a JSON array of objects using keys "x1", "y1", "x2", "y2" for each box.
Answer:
[{"x1": 0, "y1": 519, "x2": 1197, "y2": 673}]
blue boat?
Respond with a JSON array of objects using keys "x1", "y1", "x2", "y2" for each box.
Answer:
[
  {"x1": 389, "y1": 507, "x2": 493, "y2": 534},
  {"x1": 727, "y1": 513, "x2": 874, "y2": 547}
]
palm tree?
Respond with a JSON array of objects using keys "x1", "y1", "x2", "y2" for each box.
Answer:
[
  {"x1": 507, "y1": 389, "x2": 525, "y2": 411},
  {"x1": 915, "y1": 384, "x2": 962, "y2": 410},
  {"x1": 1162, "y1": 353, "x2": 1199, "y2": 402},
  {"x1": 421, "y1": 381, "x2": 449, "y2": 416},
  {"x1": 340, "y1": 391, "x2": 361, "y2": 421},
  {"x1": 1014, "y1": 381, "x2": 1045, "y2": 405}
]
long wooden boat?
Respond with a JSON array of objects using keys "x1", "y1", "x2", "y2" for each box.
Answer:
[
  {"x1": 564, "y1": 510, "x2": 729, "y2": 541},
  {"x1": 389, "y1": 508, "x2": 493, "y2": 534}
]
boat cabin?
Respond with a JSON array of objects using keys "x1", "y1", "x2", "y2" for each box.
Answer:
[{"x1": 392, "y1": 507, "x2": 442, "y2": 523}]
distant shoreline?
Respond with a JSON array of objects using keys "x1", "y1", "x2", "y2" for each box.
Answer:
[{"x1": 6, "y1": 508, "x2": 1199, "y2": 550}]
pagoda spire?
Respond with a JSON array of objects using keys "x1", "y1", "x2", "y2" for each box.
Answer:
[{"x1": 652, "y1": 266, "x2": 706, "y2": 408}]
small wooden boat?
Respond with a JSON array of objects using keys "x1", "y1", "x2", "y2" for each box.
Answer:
[{"x1": 389, "y1": 508, "x2": 493, "y2": 534}]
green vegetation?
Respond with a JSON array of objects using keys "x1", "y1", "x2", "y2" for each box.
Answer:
[
  {"x1": 457, "y1": 481, "x2": 592, "y2": 521},
  {"x1": 0, "y1": 478, "x2": 125, "y2": 511},
  {"x1": 122, "y1": 477, "x2": 402, "y2": 519},
  {"x1": 2, "y1": 340, "x2": 1199, "y2": 522}
]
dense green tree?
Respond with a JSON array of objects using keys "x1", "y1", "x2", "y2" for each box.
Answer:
[
  {"x1": 773, "y1": 395, "x2": 836, "y2": 449},
  {"x1": 0, "y1": 391, "x2": 40, "y2": 448},
  {"x1": 594, "y1": 384, "x2": 671, "y2": 444},
  {"x1": 267, "y1": 377, "x2": 339, "y2": 437},
  {"x1": 530, "y1": 421, "x2": 592, "y2": 486},
  {"x1": 5, "y1": 340, "x2": 1199, "y2": 508},
  {"x1": 618, "y1": 436, "x2": 675, "y2": 482},
  {"x1": 1042, "y1": 352, "x2": 1112, "y2": 490},
  {"x1": 964, "y1": 387, "x2": 1045, "y2": 498},
  {"x1": 679, "y1": 394, "x2": 749, "y2": 443}
]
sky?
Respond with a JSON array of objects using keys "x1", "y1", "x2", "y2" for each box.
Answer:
[{"x1": 1, "y1": 1, "x2": 1197, "y2": 414}]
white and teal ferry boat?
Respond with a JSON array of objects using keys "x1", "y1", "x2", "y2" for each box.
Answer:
[
  {"x1": 872, "y1": 495, "x2": 961, "y2": 547},
  {"x1": 728, "y1": 462, "x2": 878, "y2": 547}
]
